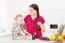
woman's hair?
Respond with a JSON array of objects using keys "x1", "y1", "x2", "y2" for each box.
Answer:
[{"x1": 30, "y1": 4, "x2": 40, "y2": 18}]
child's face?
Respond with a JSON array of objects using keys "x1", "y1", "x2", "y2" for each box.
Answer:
[{"x1": 16, "y1": 16, "x2": 24, "y2": 25}]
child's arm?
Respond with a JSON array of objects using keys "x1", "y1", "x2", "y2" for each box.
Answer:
[
  {"x1": 12, "y1": 23, "x2": 16, "y2": 33},
  {"x1": 20, "y1": 22, "x2": 32, "y2": 36},
  {"x1": 24, "y1": 30, "x2": 32, "y2": 36},
  {"x1": 12, "y1": 23, "x2": 17, "y2": 39}
]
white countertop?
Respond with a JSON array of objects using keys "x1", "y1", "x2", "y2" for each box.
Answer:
[
  {"x1": 0, "y1": 30, "x2": 65, "y2": 43},
  {"x1": 0, "y1": 32, "x2": 65, "y2": 43}
]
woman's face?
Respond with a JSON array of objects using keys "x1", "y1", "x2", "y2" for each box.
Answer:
[{"x1": 29, "y1": 7, "x2": 37, "y2": 16}]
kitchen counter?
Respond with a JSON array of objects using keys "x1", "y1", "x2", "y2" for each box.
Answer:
[{"x1": 0, "y1": 33, "x2": 65, "y2": 43}]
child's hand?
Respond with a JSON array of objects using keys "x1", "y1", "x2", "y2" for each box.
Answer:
[
  {"x1": 25, "y1": 32, "x2": 32, "y2": 36},
  {"x1": 27, "y1": 33, "x2": 32, "y2": 36}
]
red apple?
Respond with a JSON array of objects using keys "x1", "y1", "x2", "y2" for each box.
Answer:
[{"x1": 63, "y1": 36, "x2": 65, "y2": 40}]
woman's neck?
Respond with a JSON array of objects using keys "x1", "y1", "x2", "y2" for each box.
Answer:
[{"x1": 31, "y1": 14, "x2": 37, "y2": 20}]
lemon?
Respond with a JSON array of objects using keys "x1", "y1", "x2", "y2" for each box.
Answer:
[{"x1": 50, "y1": 35, "x2": 56, "y2": 41}]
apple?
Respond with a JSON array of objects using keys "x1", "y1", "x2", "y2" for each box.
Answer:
[{"x1": 63, "y1": 36, "x2": 65, "y2": 40}]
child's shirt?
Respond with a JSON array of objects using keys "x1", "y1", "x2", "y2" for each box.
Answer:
[{"x1": 12, "y1": 22, "x2": 26, "y2": 40}]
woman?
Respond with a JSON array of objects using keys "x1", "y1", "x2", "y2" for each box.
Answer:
[{"x1": 24, "y1": 4, "x2": 45, "y2": 39}]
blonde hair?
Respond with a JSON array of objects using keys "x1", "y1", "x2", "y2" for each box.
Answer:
[{"x1": 15, "y1": 14, "x2": 22, "y2": 20}]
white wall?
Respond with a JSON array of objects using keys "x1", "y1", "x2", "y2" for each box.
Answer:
[
  {"x1": 0, "y1": 0, "x2": 65, "y2": 34},
  {"x1": 7, "y1": 0, "x2": 65, "y2": 32},
  {"x1": 0, "y1": 0, "x2": 8, "y2": 33}
]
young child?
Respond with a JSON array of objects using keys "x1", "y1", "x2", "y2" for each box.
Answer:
[{"x1": 12, "y1": 14, "x2": 32, "y2": 40}]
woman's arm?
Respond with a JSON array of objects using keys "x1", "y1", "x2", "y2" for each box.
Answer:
[
  {"x1": 37, "y1": 22, "x2": 45, "y2": 32},
  {"x1": 24, "y1": 30, "x2": 32, "y2": 36}
]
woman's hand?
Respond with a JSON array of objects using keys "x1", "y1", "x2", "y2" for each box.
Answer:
[
  {"x1": 37, "y1": 22, "x2": 42, "y2": 26},
  {"x1": 37, "y1": 22, "x2": 45, "y2": 32}
]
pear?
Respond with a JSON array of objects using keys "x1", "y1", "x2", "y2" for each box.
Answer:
[{"x1": 57, "y1": 36, "x2": 64, "y2": 41}]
